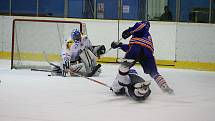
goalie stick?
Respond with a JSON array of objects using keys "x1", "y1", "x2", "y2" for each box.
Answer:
[
  {"x1": 42, "y1": 51, "x2": 101, "y2": 77},
  {"x1": 41, "y1": 51, "x2": 110, "y2": 88},
  {"x1": 65, "y1": 68, "x2": 112, "y2": 89},
  {"x1": 31, "y1": 68, "x2": 52, "y2": 72},
  {"x1": 42, "y1": 51, "x2": 68, "y2": 76},
  {"x1": 31, "y1": 65, "x2": 110, "y2": 89}
]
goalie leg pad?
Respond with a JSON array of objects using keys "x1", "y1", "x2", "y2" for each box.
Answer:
[
  {"x1": 79, "y1": 48, "x2": 101, "y2": 76},
  {"x1": 118, "y1": 60, "x2": 135, "y2": 75},
  {"x1": 86, "y1": 64, "x2": 101, "y2": 77},
  {"x1": 69, "y1": 63, "x2": 86, "y2": 76}
]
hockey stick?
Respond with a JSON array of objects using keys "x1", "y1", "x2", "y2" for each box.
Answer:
[
  {"x1": 31, "y1": 66, "x2": 111, "y2": 89},
  {"x1": 42, "y1": 51, "x2": 110, "y2": 89},
  {"x1": 103, "y1": 37, "x2": 124, "y2": 55},
  {"x1": 42, "y1": 51, "x2": 68, "y2": 76},
  {"x1": 66, "y1": 69, "x2": 112, "y2": 89},
  {"x1": 31, "y1": 68, "x2": 52, "y2": 72}
]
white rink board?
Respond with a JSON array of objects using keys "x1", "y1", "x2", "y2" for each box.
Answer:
[
  {"x1": 176, "y1": 23, "x2": 215, "y2": 62},
  {"x1": 0, "y1": 16, "x2": 215, "y2": 63}
]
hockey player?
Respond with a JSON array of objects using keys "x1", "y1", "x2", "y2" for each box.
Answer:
[
  {"x1": 52, "y1": 29, "x2": 106, "y2": 77},
  {"x1": 112, "y1": 65, "x2": 151, "y2": 101},
  {"x1": 111, "y1": 20, "x2": 174, "y2": 94}
]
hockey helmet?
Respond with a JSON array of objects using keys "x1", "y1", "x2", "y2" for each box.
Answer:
[
  {"x1": 66, "y1": 39, "x2": 74, "y2": 49},
  {"x1": 71, "y1": 29, "x2": 81, "y2": 41},
  {"x1": 142, "y1": 20, "x2": 150, "y2": 30}
]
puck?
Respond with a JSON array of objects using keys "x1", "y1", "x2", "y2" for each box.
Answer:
[{"x1": 48, "y1": 74, "x2": 51, "y2": 76}]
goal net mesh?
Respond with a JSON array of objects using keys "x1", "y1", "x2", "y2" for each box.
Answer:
[{"x1": 11, "y1": 19, "x2": 86, "y2": 70}]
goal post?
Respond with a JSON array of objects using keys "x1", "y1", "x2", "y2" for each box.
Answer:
[{"x1": 11, "y1": 19, "x2": 86, "y2": 69}]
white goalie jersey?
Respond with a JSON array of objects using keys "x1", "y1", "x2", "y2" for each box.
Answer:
[
  {"x1": 61, "y1": 35, "x2": 92, "y2": 62},
  {"x1": 60, "y1": 35, "x2": 100, "y2": 77}
]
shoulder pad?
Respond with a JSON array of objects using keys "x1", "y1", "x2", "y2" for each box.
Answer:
[{"x1": 82, "y1": 35, "x2": 88, "y2": 40}]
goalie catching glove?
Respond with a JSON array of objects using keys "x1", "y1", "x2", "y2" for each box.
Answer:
[{"x1": 92, "y1": 45, "x2": 106, "y2": 57}]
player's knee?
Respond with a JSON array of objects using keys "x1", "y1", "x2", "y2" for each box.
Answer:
[
  {"x1": 119, "y1": 65, "x2": 129, "y2": 75},
  {"x1": 118, "y1": 60, "x2": 135, "y2": 75}
]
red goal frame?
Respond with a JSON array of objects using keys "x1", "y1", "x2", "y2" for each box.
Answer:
[{"x1": 11, "y1": 19, "x2": 84, "y2": 69}]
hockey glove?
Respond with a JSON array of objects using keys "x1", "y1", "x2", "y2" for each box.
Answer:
[
  {"x1": 92, "y1": 45, "x2": 106, "y2": 57},
  {"x1": 111, "y1": 42, "x2": 123, "y2": 49},
  {"x1": 97, "y1": 45, "x2": 106, "y2": 55},
  {"x1": 62, "y1": 56, "x2": 71, "y2": 76},
  {"x1": 122, "y1": 29, "x2": 131, "y2": 39},
  {"x1": 63, "y1": 56, "x2": 71, "y2": 66}
]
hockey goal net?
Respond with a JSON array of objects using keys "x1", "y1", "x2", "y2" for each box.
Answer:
[{"x1": 11, "y1": 19, "x2": 87, "y2": 69}]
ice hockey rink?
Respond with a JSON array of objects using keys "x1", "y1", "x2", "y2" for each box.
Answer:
[{"x1": 0, "y1": 59, "x2": 215, "y2": 121}]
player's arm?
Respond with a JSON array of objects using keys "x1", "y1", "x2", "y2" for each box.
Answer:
[
  {"x1": 122, "y1": 21, "x2": 147, "y2": 39},
  {"x1": 82, "y1": 35, "x2": 93, "y2": 50},
  {"x1": 82, "y1": 35, "x2": 106, "y2": 57},
  {"x1": 111, "y1": 42, "x2": 129, "y2": 52}
]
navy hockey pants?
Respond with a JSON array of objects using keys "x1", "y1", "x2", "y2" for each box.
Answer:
[{"x1": 124, "y1": 44, "x2": 159, "y2": 77}]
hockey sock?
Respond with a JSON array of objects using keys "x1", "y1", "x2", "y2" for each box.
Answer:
[{"x1": 152, "y1": 74, "x2": 169, "y2": 90}]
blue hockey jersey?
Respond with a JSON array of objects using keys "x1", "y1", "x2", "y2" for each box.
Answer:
[{"x1": 127, "y1": 21, "x2": 154, "y2": 53}]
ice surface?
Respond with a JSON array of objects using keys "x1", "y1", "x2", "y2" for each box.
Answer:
[{"x1": 0, "y1": 59, "x2": 215, "y2": 121}]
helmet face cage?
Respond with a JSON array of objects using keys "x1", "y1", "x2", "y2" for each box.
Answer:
[{"x1": 71, "y1": 29, "x2": 81, "y2": 41}]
